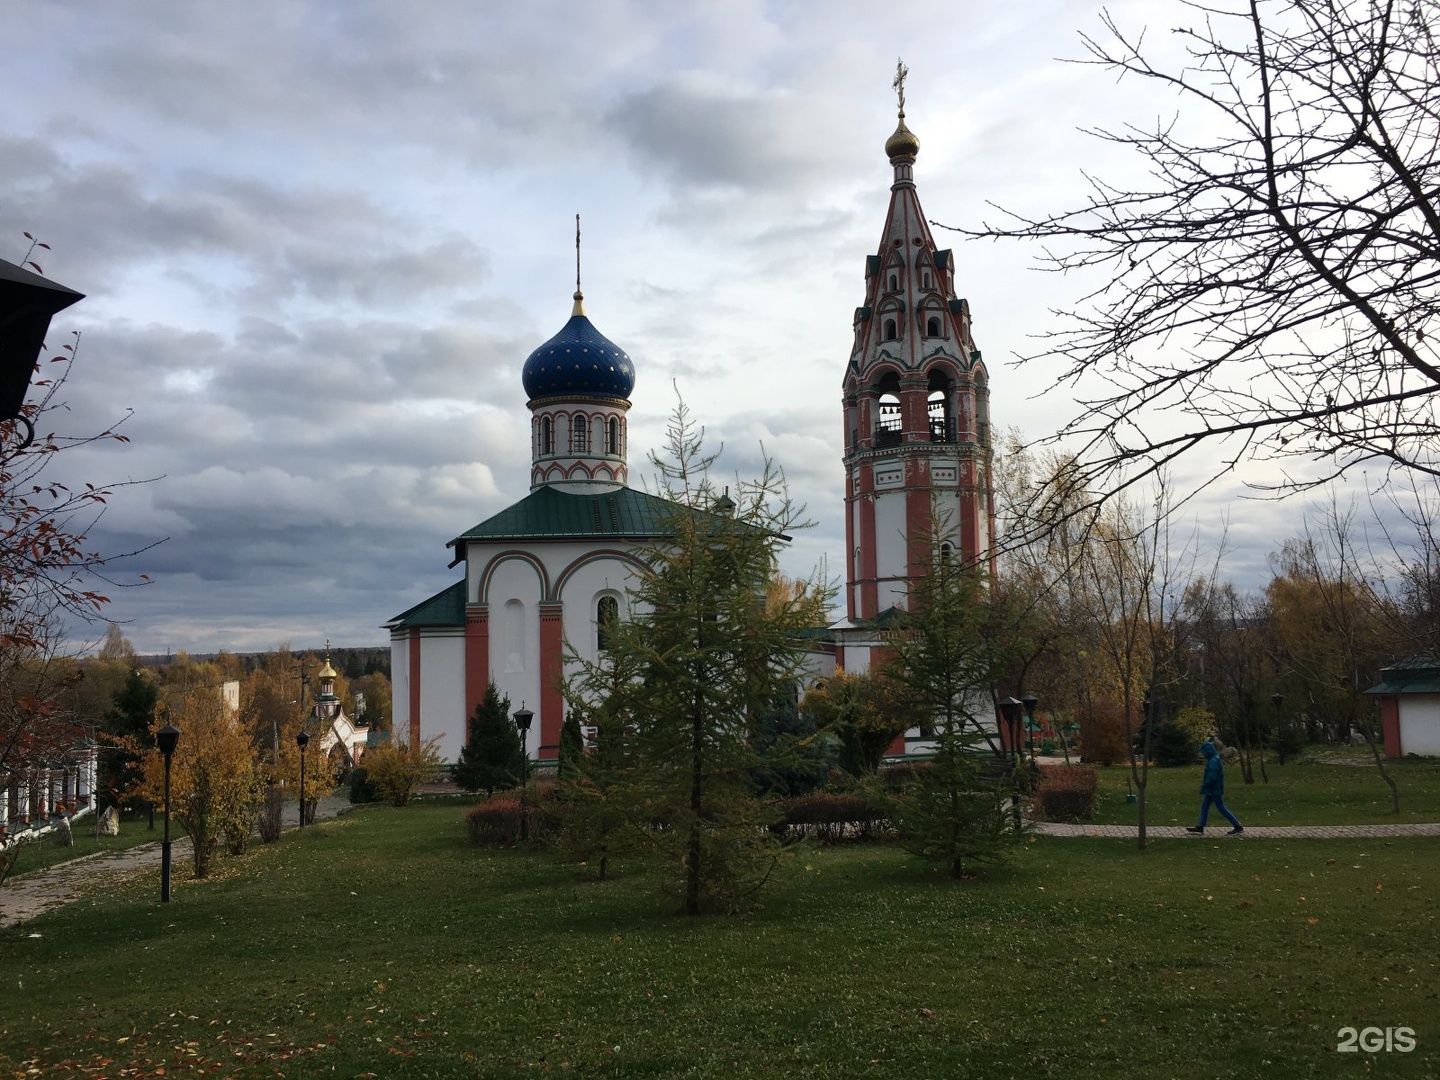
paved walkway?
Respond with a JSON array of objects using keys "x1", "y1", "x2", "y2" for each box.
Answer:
[
  {"x1": 1033, "y1": 822, "x2": 1440, "y2": 839},
  {"x1": 0, "y1": 793, "x2": 352, "y2": 928},
  {"x1": 4, "y1": 800, "x2": 1437, "y2": 928}
]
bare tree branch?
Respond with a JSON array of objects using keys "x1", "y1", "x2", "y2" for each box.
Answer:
[{"x1": 942, "y1": 0, "x2": 1440, "y2": 524}]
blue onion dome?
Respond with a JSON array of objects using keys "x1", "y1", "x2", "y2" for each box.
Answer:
[{"x1": 522, "y1": 292, "x2": 636, "y2": 401}]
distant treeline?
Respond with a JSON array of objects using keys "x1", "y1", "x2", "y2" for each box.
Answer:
[{"x1": 135, "y1": 647, "x2": 391, "y2": 681}]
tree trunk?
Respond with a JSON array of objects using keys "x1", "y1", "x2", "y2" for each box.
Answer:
[
  {"x1": 687, "y1": 692, "x2": 704, "y2": 917},
  {"x1": 1136, "y1": 782, "x2": 1147, "y2": 852},
  {"x1": 1359, "y1": 718, "x2": 1401, "y2": 815}
]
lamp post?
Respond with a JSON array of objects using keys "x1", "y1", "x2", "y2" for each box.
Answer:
[
  {"x1": 155, "y1": 725, "x2": 180, "y2": 902},
  {"x1": 998, "y1": 697, "x2": 1022, "y2": 763},
  {"x1": 997, "y1": 697, "x2": 1023, "y2": 833},
  {"x1": 1021, "y1": 692, "x2": 1039, "y2": 766},
  {"x1": 1021, "y1": 692, "x2": 1041, "y2": 788},
  {"x1": 1272, "y1": 692, "x2": 1286, "y2": 765},
  {"x1": 513, "y1": 705, "x2": 534, "y2": 845},
  {"x1": 296, "y1": 730, "x2": 310, "y2": 828}
]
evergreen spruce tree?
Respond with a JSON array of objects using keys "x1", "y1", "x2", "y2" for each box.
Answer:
[
  {"x1": 453, "y1": 683, "x2": 522, "y2": 796},
  {"x1": 567, "y1": 401, "x2": 830, "y2": 913},
  {"x1": 880, "y1": 520, "x2": 1021, "y2": 878},
  {"x1": 99, "y1": 668, "x2": 159, "y2": 809},
  {"x1": 558, "y1": 708, "x2": 585, "y2": 782}
]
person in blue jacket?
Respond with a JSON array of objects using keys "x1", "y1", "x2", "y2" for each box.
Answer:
[{"x1": 1185, "y1": 741, "x2": 1243, "y2": 835}]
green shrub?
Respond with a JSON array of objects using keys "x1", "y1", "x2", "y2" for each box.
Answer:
[
  {"x1": 1150, "y1": 721, "x2": 1197, "y2": 767},
  {"x1": 1034, "y1": 766, "x2": 1099, "y2": 822},
  {"x1": 361, "y1": 739, "x2": 442, "y2": 807},
  {"x1": 348, "y1": 767, "x2": 378, "y2": 804}
]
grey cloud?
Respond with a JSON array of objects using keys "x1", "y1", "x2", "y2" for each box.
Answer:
[{"x1": 606, "y1": 79, "x2": 855, "y2": 193}]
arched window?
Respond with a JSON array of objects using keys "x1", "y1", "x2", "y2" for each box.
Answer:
[
  {"x1": 923, "y1": 270, "x2": 932, "y2": 289},
  {"x1": 607, "y1": 417, "x2": 619, "y2": 455},
  {"x1": 888, "y1": 273, "x2": 898, "y2": 292},
  {"x1": 939, "y1": 541, "x2": 954, "y2": 562},
  {"x1": 928, "y1": 370, "x2": 955, "y2": 443},
  {"x1": 571, "y1": 415, "x2": 589, "y2": 454},
  {"x1": 875, "y1": 372, "x2": 902, "y2": 447},
  {"x1": 541, "y1": 416, "x2": 553, "y2": 455},
  {"x1": 926, "y1": 316, "x2": 942, "y2": 337},
  {"x1": 883, "y1": 318, "x2": 898, "y2": 341},
  {"x1": 597, "y1": 595, "x2": 619, "y2": 651}
]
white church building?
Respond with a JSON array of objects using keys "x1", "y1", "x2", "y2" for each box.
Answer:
[{"x1": 388, "y1": 91, "x2": 994, "y2": 765}]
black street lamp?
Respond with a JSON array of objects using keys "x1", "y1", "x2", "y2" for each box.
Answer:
[
  {"x1": 513, "y1": 705, "x2": 534, "y2": 845},
  {"x1": 998, "y1": 697, "x2": 1022, "y2": 763},
  {"x1": 1021, "y1": 692, "x2": 1039, "y2": 766},
  {"x1": 296, "y1": 730, "x2": 310, "y2": 828},
  {"x1": 996, "y1": 697, "x2": 1023, "y2": 832},
  {"x1": 155, "y1": 725, "x2": 180, "y2": 902}
]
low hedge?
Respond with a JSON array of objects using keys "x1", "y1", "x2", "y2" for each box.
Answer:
[
  {"x1": 465, "y1": 782, "x2": 563, "y2": 847},
  {"x1": 464, "y1": 797, "x2": 553, "y2": 847},
  {"x1": 773, "y1": 792, "x2": 888, "y2": 844},
  {"x1": 1033, "y1": 765, "x2": 1099, "y2": 823}
]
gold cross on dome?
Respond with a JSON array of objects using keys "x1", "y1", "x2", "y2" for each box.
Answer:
[{"x1": 893, "y1": 58, "x2": 908, "y2": 114}]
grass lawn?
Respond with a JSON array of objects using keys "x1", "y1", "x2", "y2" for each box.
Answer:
[
  {"x1": 3, "y1": 809, "x2": 160, "y2": 880},
  {"x1": 1086, "y1": 759, "x2": 1440, "y2": 827},
  {"x1": 2, "y1": 803, "x2": 1437, "y2": 1078}
]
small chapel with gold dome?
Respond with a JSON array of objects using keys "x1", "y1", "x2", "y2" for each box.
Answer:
[{"x1": 388, "y1": 76, "x2": 994, "y2": 764}]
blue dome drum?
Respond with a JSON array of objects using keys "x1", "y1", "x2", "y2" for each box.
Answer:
[{"x1": 522, "y1": 298, "x2": 636, "y2": 402}]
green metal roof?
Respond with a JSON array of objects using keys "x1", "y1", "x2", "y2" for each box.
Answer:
[
  {"x1": 450, "y1": 486, "x2": 683, "y2": 550},
  {"x1": 1364, "y1": 655, "x2": 1440, "y2": 696},
  {"x1": 387, "y1": 580, "x2": 465, "y2": 630}
]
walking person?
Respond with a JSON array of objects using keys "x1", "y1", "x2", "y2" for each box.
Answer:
[{"x1": 1186, "y1": 741, "x2": 1243, "y2": 836}]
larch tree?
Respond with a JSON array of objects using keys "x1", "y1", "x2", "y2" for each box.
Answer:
[
  {"x1": 566, "y1": 400, "x2": 830, "y2": 914},
  {"x1": 879, "y1": 520, "x2": 1022, "y2": 878}
]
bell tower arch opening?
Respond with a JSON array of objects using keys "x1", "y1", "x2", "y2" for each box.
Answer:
[{"x1": 875, "y1": 371, "x2": 902, "y2": 447}]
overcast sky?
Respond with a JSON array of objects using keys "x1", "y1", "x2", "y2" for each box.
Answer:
[{"x1": 3, "y1": 0, "x2": 1361, "y2": 656}]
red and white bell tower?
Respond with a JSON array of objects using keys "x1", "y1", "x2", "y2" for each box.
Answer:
[{"x1": 840, "y1": 69, "x2": 994, "y2": 639}]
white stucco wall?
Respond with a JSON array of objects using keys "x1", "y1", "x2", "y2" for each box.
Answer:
[
  {"x1": 558, "y1": 552, "x2": 637, "y2": 689},
  {"x1": 874, "y1": 489, "x2": 908, "y2": 610},
  {"x1": 1399, "y1": 696, "x2": 1440, "y2": 756},
  {"x1": 420, "y1": 631, "x2": 466, "y2": 761},
  {"x1": 388, "y1": 627, "x2": 467, "y2": 762},
  {"x1": 480, "y1": 554, "x2": 545, "y2": 756}
]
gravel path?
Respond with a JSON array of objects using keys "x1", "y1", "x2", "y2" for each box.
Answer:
[
  {"x1": 1032, "y1": 821, "x2": 1440, "y2": 839},
  {"x1": 0, "y1": 792, "x2": 353, "y2": 928}
]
